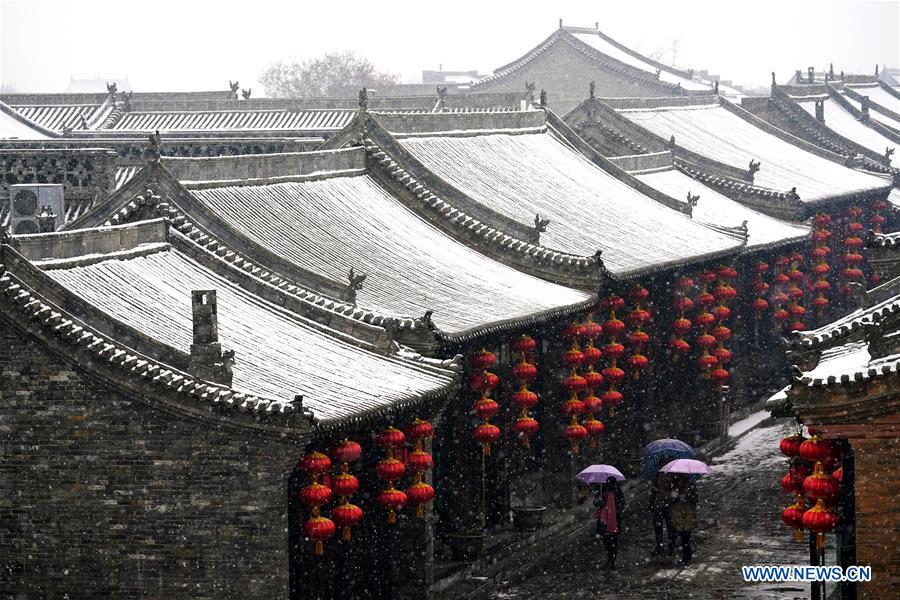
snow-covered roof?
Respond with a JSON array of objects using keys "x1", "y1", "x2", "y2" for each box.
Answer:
[
  {"x1": 633, "y1": 167, "x2": 809, "y2": 248},
  {"x1": 34, "y1": 226, "x2": 457, "y2": 424},
  {"x1": 8, "y1": 102, "x2": 110, "y2": 132},
  {"x1": 392, "y1": 122, "x2": 745, "y2": 275},
  {"x1": 615, "y1": 100, "x2": 891, "y2": 202},
  {"x1": 568, "y1": 31, "x2": 710, "y2": 92},
  {"x1": 841, "y1": 90, "x2": 900, "y2": 131},
  {"x1": 109, "y1": 109, "x2": 356, "y2": 133},
  {"x1": 0, "y1": 101, "x2": 54, "y2": 139},
  {"x1": 186, "y1": 169, "x2": 595, "y2": 336},
  {"x1": 847, "y1": 83, "x2": 900, "y2": 116},
  {"x1": 794, "y1": 97, "x2": 896, "y2": 166}
]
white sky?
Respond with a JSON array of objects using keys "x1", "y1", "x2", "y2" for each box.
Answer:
[{"x1": 1, "y1": 0, "x2": 897, "y2": 95}]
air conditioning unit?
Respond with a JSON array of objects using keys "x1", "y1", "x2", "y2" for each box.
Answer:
[{"x1": 9, "y1": 184, "x2": 65, "y2": 235}]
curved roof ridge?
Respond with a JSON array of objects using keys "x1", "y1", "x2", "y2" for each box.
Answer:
[{"x1": 0, "y1": 100, "x2": 60, "y2": 138}]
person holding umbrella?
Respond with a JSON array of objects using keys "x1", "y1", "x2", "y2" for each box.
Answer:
[
  {"x1": 655, "y1": 455, "x2": 709, "y2": 566},
  {"x1": 648, "y1": 472, "x2": 676, "y2": 556},
  {"x1": 594, "y1": 476, "x2": 626, "y2": 569}
]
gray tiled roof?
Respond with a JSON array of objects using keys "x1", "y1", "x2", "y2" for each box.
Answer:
[
  {"x1": 39, "y1": 237, "x2": 458, "y2": 424},
  {"x1": 396, "y1": 127, "x2": 745, "y2": 275}
]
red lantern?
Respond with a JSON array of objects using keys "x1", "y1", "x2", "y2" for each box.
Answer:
[
  {"x1": 584, "y1": 416, "x2": 605, "y2": 438},
  {"x1": 752, "y1": 298, "x2": 769, "y2": 315},
  {"x1": 332, "y1": 502, "x2": 363, "y2": 541},
  {"x1": 802, "y1": 499, "x2": 838, "y2": 549},
  {"x1": 582, "y1": 393, "x2": 602, "y2": 413},
  {"x1": 564, "y1": 422, "x2": 588, "y2": 453},
  {"x1": 582, "y1": 315, "x2": 603, "y2": 340},
  {"x1": 299, "y1": 482, "x2": 333, "y2": 509},
  {"x1": 803, "y1": 463, "x2": 839, "y2": 505},
  {"x1": 511, "y1": 386, "x2": 539, "y2": 409},
  {"x1": 627, "y1": 329, "x2": 650, "y2": 346},
  {"x1": 406, "y1": 419, "x2": 434, "y2": 443},
  {"x1": 603, "y1": 317, "x2": 626, "y2": 337},
  {"x1": 673, "y1": 296, "x2": 694, "y2": 313},
  {"x1": 562, "y1": 345, "x2": 585, "y2": 368},
  {"x1": 779, "y1": 435, "x2": 804, "y2": 457},
  {"x1": 697, "y1": 352, "x2": 718, "y2": 372},
  {"x1": 511, "y1": 383, "x2": 539, "y2": 409},
  {"x1": 511, "y1": 334, "x2": 537, "y2": 354},
  {"x1": 562, "y1": 371, "x2": 588, "y2": 392},
  {"x1": 473, "y1": 422, "x2": 501, "y2": 455},
  {"x1": 601, "y1": 366, "x2": 625, "y2": 384},
  {"x1": 602, "y1": 295, "x2": 625, "y2": 313},
  {"x1": 406, "y1": 481, "x2": 436, "y2": 518},
  {"x1": 832, "y1": 466, "x2": 843, "y2": 483},
  {"x1": 469, "y1": 370, "x2": 499, "y2": 392},
  {"x1": 304, "y1": 516, "x2": 336, "y2": 555},
  {"x1": 669, "y1": 337, "x2": 690, "y2": 356},
  {"x1": 675, "y1": 276, "x2": 694, "y2": 292},
  {"x1": 713, "y1": 305, "x2": 731, "y2": 321},
  {"x1": 332, "y1": 440, "x2": 362, "y2": 466},
  {"x1": 473, "y1": 397, "x2": 500, "y2": 420},
  {"x1": 562, "y1": 395, "x2": 585, "y2": 417},
  {"x1": 713, "y1": 347, "x2": 732, "y2": 364},
  {"x1": 672, "y1": 317, "x2": 692, "y2": 335},
  {"x1": 627, "y1": 353, "x2": 649, "y2": 376},
  {"x1": 407, "y1": 450, "x2": 434, "y2": 471},
  {"x1": 376, "y1": 457, "x2": 405, "y2": 482},
  {"x1": 603, "y1": 341, "x2": 625, "y2": 360},
  {"x1": 512, "y1": 416, "x2": 540, "y2": 447},
  {"x1": 375, "y1": 427, "x2": 406, "y2": 450},
  {"x1": 582, "y1": 343, "x2": 602, "y2": 366},
  {"x1": 781, "y1": 472, "x2": 798, "y2": 494},
  {"x1": 629, "y1": 285, "x2": 650, "y2": 302},
  {"x1": 299, "y1": 452, "x2": 332, "y2": 478},
  {"x1": 627, "y1": 308, "x2": 651, "y2": 326},
  {"x1": 331, "y1": 473, "x2": 359, "y2": 498},
  {"x1": 713, "y1": 325, "x2": 731, "y2": 342},
  {"x1": 470, "y1": 348, "x2": 497, "y2": 370},
  {"x1": 377, "y1": 486, "x2": 407, "y2": 524},
  {"x1": 710, "y1": 367, "x2": 729, "y2": 387},
  {"x1": 583, "y1": 366, "x2": 604, "y2": 389},
  {"x1": 696, "y1": 291, "x2": 716, "y2": 308},
  {"x1": 697, "y1": 333, "x2": 717, "y2": 349},
  {"x1": 799, "y1": 436, "x2": 829, "y2": 464},
  {"x1": 563, "y1": 321, "x2": 585, "y2": 340},
  {"x1": 782, "y1": 497, "x2": 807, "y2": 543},
  {"x1": 601, "y1": 389, "x2": 623, "y2": 407},
  {"x1": 696, "y1": 311, "x2": 716, "y2": 328}
]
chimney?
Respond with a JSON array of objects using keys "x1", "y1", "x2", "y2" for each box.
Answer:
[
  {"x1": 815, "y1": 100, "x2": 825, "y2": 122},
  {"x1": 190, "y1": 290, "x2": 234, "y2": 386},
  {"x1": 807, "y1": 67, "x2": 815, "y2": 84}
]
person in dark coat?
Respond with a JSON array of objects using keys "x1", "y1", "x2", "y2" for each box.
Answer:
[
  {"x1": 594, "y1": 476, "x2": 626, "y2": 569},
  {"x1": 648, "y1": 473, "x2": 676, "y2": 555},
  {"x1": 669, "y1": 475, "x2": 698, "y2": 565}
]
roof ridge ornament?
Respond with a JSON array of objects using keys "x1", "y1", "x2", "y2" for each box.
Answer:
[
  {"x1": 534, "y1": 213, "x2": 550, "y2": 233},
  {"x1": 686, "y1": 191, "x2": 700, "y2": 207},
  {"x1": 339, "y1": 267, "x2": 367, "y2": 306},
  {"x1": 589, "y1": 80, "x2": 595, "y2": 99},
  {"x1": 525, "y1": 81, "x2": 535, "y2": 105},
  {"x1": 241, "y1": 88, "x2": 251, "y2": 100},
  {"x1": 229, "y1": 80, "x2": 239, "y2": 99},
  {"x1": 148, "y1": 130, "x2": 162, "y2": 162},
  {"x1": 106, "y1": 81, "x2": 117, "y2": 97},
  {"x1": 748, "y1": 159, "x2": 761, "y2": 183},
  {"x1": 539, "y1": 89, "x2": 548, "y2": 108},
  {"x1": 359, "y1": 87, "x2": 369, "y2": 113}
]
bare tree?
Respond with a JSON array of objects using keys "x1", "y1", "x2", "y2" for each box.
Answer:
[{"x1": 260, "y1": 52, "x2": 400, "y2": 98}]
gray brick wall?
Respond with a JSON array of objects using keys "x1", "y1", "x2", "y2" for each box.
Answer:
[{"x1": 0, "y1": 321, "x2": 298, "y2": 599}]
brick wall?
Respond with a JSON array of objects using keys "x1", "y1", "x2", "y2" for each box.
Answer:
[
  {"x1": 0, "y1": 321, "x2": 299, "y2": 599},
  {"x1": 851, "y1": 436, "x2": 900, "y2": 600}
]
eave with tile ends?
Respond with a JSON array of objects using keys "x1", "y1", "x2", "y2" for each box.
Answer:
[{"x1": 2, "y1": 219, "x2": 460, "y2": 430}]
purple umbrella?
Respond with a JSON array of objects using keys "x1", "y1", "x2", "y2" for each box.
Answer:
[
  {"x1": 576, "y1": 464, "x2": 626, "y2": 484},
  {"x1": 659, "y1": 459, "x2": 711, "y2": 476}
]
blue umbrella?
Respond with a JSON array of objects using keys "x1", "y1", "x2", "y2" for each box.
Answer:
[{"x1": 642, "y1": 438, "x2": 695, "y2": 480}]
